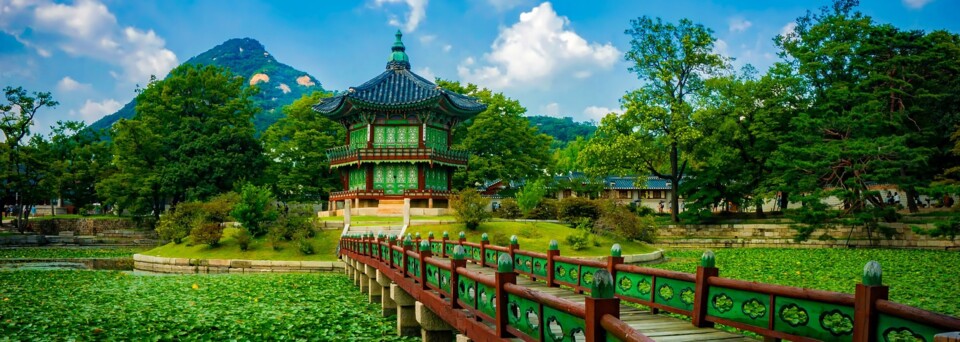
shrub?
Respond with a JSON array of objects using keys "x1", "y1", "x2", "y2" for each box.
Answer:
[
  {"x1": 496, "y1": 199, "x2": 522, "y2": 219},
  {"x1": 450, "y1": 188, "x2": 491, "y2": 230},
  {"x1": 231, "y1": 184, "x2": 278, "y2": 237},
  {"x1": 558, "y1": 197, "x2": 600, "y2": 224},
  {"x1": 295, "y1": 230, "x2": 314, "y2": 255},
  {"x1": 518, "y1": 228, "x2": 542, "y2": 239},
  {"x1": 267, "y1": 224, "x2": 285, "y2": 251},
  {"x1": 203, "y1": 192, "x2": 239, "y2": 223},
  {"x1": 155, "y1": 202, "x2": 204, "y2": 244},
  {"x1": 516, "y1": 178, "x2": 547, "y2": 215},
  {"x1": 527, "y1": 198, "x2": 558, "y2": 220},
  {"x1": 594, "y1": 201, "x2": 657, "y2": 243},
  {"x1": 565, "y1": 229, "x2": 594, "y2": 251},
  {"x1": 234, "y1": 228, "x2": 252, "y2": 251},
  {"x1": 491, "y1": 232, "x2": 510, "y2": 246},
  {"x1": 190, "y1": 222, "x2": 224, "y2": 247}
]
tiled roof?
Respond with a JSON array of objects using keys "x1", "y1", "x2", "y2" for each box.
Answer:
[
  {"x1": 313, "y1": 32, "x2": 486, "y2": 118},
  {"x1": 552, "y1": 173, "x2": 675, "y2": 190}
]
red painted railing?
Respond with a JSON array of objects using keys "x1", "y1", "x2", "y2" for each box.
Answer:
[{"x1": 341, "y1": 233, "x2": 960, "y2": 342}]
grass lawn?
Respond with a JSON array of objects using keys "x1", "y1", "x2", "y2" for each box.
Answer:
[
  {"x1": 28, "y1": 214, "x2": 127, "y2": 221},
  {"x1": 404, "y1": 221, "x2": 655, "y2": 257},
  {"x1": 0, "y1": 247, "x2": 147, "y2": 259},
  {"x1": 142, "y1": 228, "x2": 341, "y2": 261},
  {"x1": 648, "y1": 248, "x2": 960, "y2": 317},
  {"x1": 0, "y1": 271, "x2": 415, "y2": 341}
]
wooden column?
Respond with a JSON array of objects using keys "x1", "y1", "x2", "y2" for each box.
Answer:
[
  {"x1": 479, "y1": 233, "x2": 489, "y2": 266},
  {"x1": 495, "y1": 254, "x2": 517, "y2": 338},
  {"x1": 365, "y1": 164, "x2": 374, "y2": 191},
  {"x1": 366, "y1": 124, "x2": 373, "y2": 149},
  {"x1": 401, "y1": 238, "x2": 412, "y2": 278},
  {"x1": 419, "y1": 241, "x2": 431, "y2": 291},
  {"x1": 450, "y1": 247, "x2": 466, "y2": 309},
  {"x1": 418, "y1": 164, "x2": 425, "y2": 191},
  {"x1": 585, "y1": 270, "x2": 619, "y2": 342},
  {"x1": 693, "y1": 251, "x2": 718, "y2": 328},
  {"x1": 546, "y1": 240, "x2": 559, "y2": 288}
]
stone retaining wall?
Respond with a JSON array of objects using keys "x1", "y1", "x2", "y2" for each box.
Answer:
[
  {"x1": 26, "y1": 218, "x2": 138, "y2": 235},
  {"x1": 0, "y1": 258, "x2": 133, "y2": 270},
  {"x1": 657, "y1": 222, "x2": 958, "y2": 249},
  {"x1": 133, "y1": 254, "x2": 345, "y2": 274},
  {"x1": 658, "y1": 238, "x2": 960, "y2": 250},
  {"x1": 581, "y1": 250, "x2": 664, "y2": 264},
  {"x1": 0, "y1": 234, "x2": 157, "y2": 247}
]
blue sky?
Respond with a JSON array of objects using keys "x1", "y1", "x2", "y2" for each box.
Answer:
[{"x1": 1, "y1": 0, "x2": 958, "y2": 134}]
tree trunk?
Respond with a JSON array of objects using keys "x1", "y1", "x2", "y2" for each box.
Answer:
[
  {"x1": 779, "y1": 192, "x2": 789, "y2": 212},
  {"x1": 906, "y1": 187, "x2": 919, "y2": 213},
  {"x1": 755, "y1": 197, "x2": 765, "y2": 218},
  {"x1": 670, "y1": 142, "x2": 680, "y2": 223}
]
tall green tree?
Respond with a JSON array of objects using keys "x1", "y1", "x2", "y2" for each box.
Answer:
[
  {"x1": 100, "y1": 64, "x2": 266, "y2": 217},
  {"x1": 1, "y1": 87, "x2": 58, "y2": 231},
  {"x1": 261, "y1": 91, "x2": 345, "y2": 202},
  {"x1": 583, "y1": 17, "x2": 728, "y2": 222},
  {"x1": 46, "y1": 121, "x2": 113, "y2": 213},
  {"x1": 437, "y1": 80, "x2": 553, "y2": 188}
]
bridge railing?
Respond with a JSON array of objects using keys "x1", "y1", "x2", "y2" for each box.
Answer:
[{"x1": 341, "y1": 232, "x2": 960, "y2": 342}]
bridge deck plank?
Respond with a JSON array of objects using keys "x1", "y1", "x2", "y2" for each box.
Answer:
[{"x1": 460, "y1": 262, "x2": 752, "y2": 341}]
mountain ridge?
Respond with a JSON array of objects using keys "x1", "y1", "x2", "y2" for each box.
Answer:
[{"x1": 89, "y1": 38, "x2": 325, "y2": 132}]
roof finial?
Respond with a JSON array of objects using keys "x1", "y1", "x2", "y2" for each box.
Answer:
[{"x1": 387, "y1": 30, "x2": 410, "y2": 70}]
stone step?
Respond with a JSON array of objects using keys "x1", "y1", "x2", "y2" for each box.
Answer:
[{"x1": 379, "y1": 199, "x2": 405, "y2": 206}]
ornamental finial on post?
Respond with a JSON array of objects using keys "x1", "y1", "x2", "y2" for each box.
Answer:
[
  {"x1": 701, "y1": 250, "x2": 716, "y2": 268},
  {"x1": 453, "y1": 246, "x2": 466, "y2": 260},
  {"x1": 481, "y1": 233, "x2": 489, "y2": 242},
  {"x1": 591, "y1": 269, "x2": 615, "y2": 299},
  {"x1": 611, "y1": 244, "x2": 622, "y2": 257},
  {"x1": 510, "y1": 235, "x2": 519, "y2": 246},
  {"x1": 863, "y1": 260, "x2": 882, "y2": 286},
  {"x1": 420, "y1": 240, "x2": 431, "y2": 252},
  {"x1": 549, "y1": 240, "x2": 559, "y2": 251},
  {"x1": 497, "y1": 253, "x2": 514, "y2": 273}
]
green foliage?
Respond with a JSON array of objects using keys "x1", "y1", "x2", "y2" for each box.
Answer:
[
  {"x1": 267, "y1": 225, "x2": 285, "y2": 251},
  {"x1": 261, "y1": 92, "x2": 344, "y2": 202},
  {"x1": 516, "y1": 178, "x2": 547, "y2": 214},
  {"x1": 0, "y1": 271, "x2": 416, "y2": 341},
  {"x1": 0, "y1": 248, "x2": 145, "y2": 259},
  {"x1": 490, "y1": 232, "x2": 510, "y2": 246},
  {"x1": 1, "y1": 86, "x2": 59, "y2": 232},
  {"x1": 594, "y1": 201, "x2": 657, "y2": 243},
  {"x1": 526, "y1": 198, "x2": 558, "y2": 220},
  {"x1": 526, "y1": 116, "x2": 596, "y2": 148},
  {"x1": 189, "y1": 222, "x2": 224, "y2": 247},
  {"x1": 565, "y1": 229, "x2": 595, "y2": 251},
  {"x1": 232, "y1": 183, "x2": 278, "y2": 237},
  {"x1": 450, "y1": 188, "x2": 491, "y2": 230},
  {"x1": 496, "y1": 198, "x2": 522, "y2": 219},
  {"x1": 651, "y1": 248, "x2": 960, "y2": 316},
  {"x1": 295, "y1": 230, "x2": 315, "y2": 255},
  {"x1": 437, "y1": 80, "x2": 554, "y2": 187},
  {"x1": 101, "y1": 64, "x2": 266, "y2": 216},
  {"x1": 233, "y1": 228, "x2": 252, "y2": 251},
  {"x1": 156, "y1": 203, "x2": 204, "y2": 244},
  {"x1": 46, "y1": 121, "x2": 114, "y2": 213},
  {"x1": 557, "y1": 197, "x2": 601, "y2": 224},
  {"x1": 913, "y1": 217, "x2": 960, "y2": 241}
]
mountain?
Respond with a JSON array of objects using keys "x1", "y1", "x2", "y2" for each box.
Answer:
[
  {"x1": 89, "y1": 38, "x2": 325, "y2": 133},
  {"x1": 527, "y1": 115, "x2": 597, "y2": 147}
]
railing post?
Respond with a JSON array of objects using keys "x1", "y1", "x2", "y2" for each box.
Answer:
[
  {"x1": 401, "y1": 236, "x2": 413, "y2": 278},
  {"x1": 495, "y1": 254, "x2": 517, "y2": 338},
  {"x1": 441, "y1": 232, "x2": 449, "y2": 258},
  {"x1": 451, "y1": 246, "x2": 466, "y2": 309},
  {"x1": 508, "y1": 235, "x2": 519, "y2": 260},
  {"x1": 387, "y1": 235, "x2": 397, "y2": 268},
  {"x1": 607, "y1": 243, "x2": 624, "y2": 278},
  {"x1": 458, "y1": 231, "x2": 466, "y2": 245},
  {"x1": 414, "y1": 232, "x2": 421, "y2": 247},
  {"x1": 693, "y1": 250, "x2": 718, "y2": 328},
  {"x1": 547, "y1": 240, "x2": 560, "y2": 288},
  {"x1": 419, "y1": 241, "x2": 432, "y2": 290},
  {"x1": 480, "y1": 233, "x2": 489, "y2": 266},
  {"x1": 853, "y1": 261, "x2": 888, "y2": 342},
  {"x1": 586, "y1": 270, "x2": 619, "y2": 342}
]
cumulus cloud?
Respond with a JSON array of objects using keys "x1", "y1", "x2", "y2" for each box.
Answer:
[
  {"x1": 583, "y1": 106, "x2": 620, "y2": 121},
  {"x1": 728, "y1": 18, "x2": 752, "y2": 33},
  {"x1": 419, "y1": 34, "x2": 436, "y2": 44},
  {"x1": 416, "y1": 66, "x2": 436, "y2": 81},
  {"x1": 458, "y1": 2, "x2": 619, "y2": 89},
  {"x1": 373, "y1": 0, "x2": 428, "y2": 32},
  {"x1": 56, "y1": 76, "x2": 91, "y2": 92},
  {"x1": 541, "y1": 102, "x2": 560, "y2": 116},
  {"x1": 780, "y1": 22, "x2": 798, "y2": 39},
  {"x1": 902, "y1": 0, "x2": 933, "y2": 9},
  {"x1": 714, "y1": 39, "x2": 729, "y2": 57},
  {"x1": 0, "y1": 0, "x2": 178, "y2": 84},
  {"x1": 70, "y1": 98, "x2": 122, "y2": 123},
  {"x1": 443, "y1": 44, "x2": 452, "y2": 53}
]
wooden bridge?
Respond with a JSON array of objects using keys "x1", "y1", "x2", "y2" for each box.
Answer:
[{"x1": 339, "y1": 232, "x2": 960, "y2": 341}]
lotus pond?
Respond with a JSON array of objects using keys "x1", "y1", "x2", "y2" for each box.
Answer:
[
  {"x1": 650, "y1": 248, "x2": 960, "y2": 317},
  {"x1": 0, "y1": 271, "x2": 416, "y2": 341}
]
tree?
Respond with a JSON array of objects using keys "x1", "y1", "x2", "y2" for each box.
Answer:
[
  {"x1": 0, "y1": 87, "x2": 58, "y2": 231},
  {"x1": 583, "y1": 17, "x2": 728, "y2": 222},
  {"x1": 100, "y1": 64, "x2": 267, "y2": 217},
  {"x1": 231, "y1": 183, "x2": 277, "y2": 237},
  {"x1": 450, "y1": 188, "x2": 490, "y2": 230},
  {"x1": 437, "y1": 80, "x2": 554, "y2": 188},
  {"x1": 46, "y1": 121, "x2": 113, "y2": 213},
  {"x1": 261, "y1": 91, "x2": 345, "y2": 202},
  {"x1": 516, "y1": 178, "x2": 547, "y2": 215}
]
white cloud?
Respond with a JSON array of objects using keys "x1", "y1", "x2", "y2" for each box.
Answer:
[
  {"x1": 70, "y1": 98, "x2": 122, "y2": 123},
  {"x1": 416, "y1": 66, "x2": 436, "y2": 81},
  {"x1": 56, "y1": 76, "x2": 90, "y2": 92},
  {"x1": 583, "y1": 106, "x2": 620, "y2": 121},
  {"x1": 780, "y1": 22, "x2": 797, "y2": 40},
  {"x1": 0, "y1": 0, "x2": 178, "y2": 84},
  {"x1": 728, "y1": 18, "x2": 752, "y2": 33},
  {"x1": 902, "y1": 0, "x2": 933, "y2": 9},
  {"x1": 418, "y1": 34, "x2": 436, "y2": 44},
  {"x1": 373, "y1": 0, "x2": 428, "y2": 32},
  {"x1": 714, "y1": 39, "x2": 729, "y2": 57},
  {"x1": 443, "y1": 44, "x2": 452, "y2": 53},
  {"x1": 458, "y1": 2, "x2": 620, "y2": 89},
  {"x1": 541, "y1": 102, "x2": 560, "y2": 116}
]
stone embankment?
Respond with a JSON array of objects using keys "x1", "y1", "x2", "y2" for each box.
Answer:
[
  {"x1": 658, "y1": 223, "x2": 959, "y2": 249},
  {"x1": 25, "y1": 218, "x2": 138, "y2": 235},
  {"x1": 0, "y1": 258, "x2": 133, "y2": 270},
  {"x1": 133, "y1": 254, "x2": 345, "y2": 274}
]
